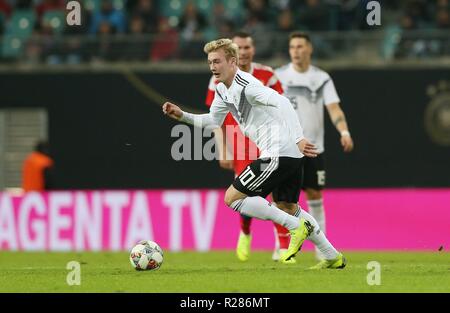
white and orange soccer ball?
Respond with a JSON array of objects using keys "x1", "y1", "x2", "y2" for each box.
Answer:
[{"x1": 129, "y1": 240, "x2": 164, "y2": 271}]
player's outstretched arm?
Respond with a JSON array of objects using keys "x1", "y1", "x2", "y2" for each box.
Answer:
[
  {"x1": 162, "y1": 102, "x2": 183, "y2": 120},
  {"x1": 163, "y1": 101, "x2": 227, "y2": 129}
]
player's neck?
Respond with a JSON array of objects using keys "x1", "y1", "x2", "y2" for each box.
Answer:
[
  {"x1": 293, "y1": 62, "x2": 310, "y2": 73},
  {"x1": 224, "y1": 67, "x2": 238, "y2": 88},
  {"x1": 240, "y1": 63, "x2": 251, "y2": 73}
]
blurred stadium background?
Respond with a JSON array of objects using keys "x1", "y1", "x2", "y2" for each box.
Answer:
[{"x1": 0, "y1": 0, "x2": 449, "y2": 254}]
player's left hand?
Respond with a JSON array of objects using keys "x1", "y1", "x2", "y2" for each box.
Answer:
[
  {"x1": 298, "y1": 139, "x2": 318, "y2": 158},
  {"x1": 341, "y1": 134, "x2": 354, "y2": 152}
]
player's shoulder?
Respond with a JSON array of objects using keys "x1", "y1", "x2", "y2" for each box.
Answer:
[
  {"x1": 235, "y1": 69, "x2": 261, "y2": 87},
  {"x1": 252, "y1": 62, "x2": 275, "y2": 74},
  {"x1": 215, "y1": 82, "x2": 227, "y2": 97},
  {"x1": 274, "y1": 63, "x2": 290, "y2": 75},
  {"x1": 310, "y1": 65, "x2": 331, "y2": 80}
]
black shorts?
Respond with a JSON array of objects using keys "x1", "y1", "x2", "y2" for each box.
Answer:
[
  {"x1": 232, "y1": 156, "x2": 304, "y2": 203},
  {"x1": 302, "y1": 153, "x2": 326, "y2": 190}
]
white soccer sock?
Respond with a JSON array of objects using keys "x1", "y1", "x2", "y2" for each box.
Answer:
[
  {"x1": 307, "y1": 199, "x2": 326, "y2": 234},
  {"x1": 300, "y1": 208, "x2": 339, "y2": 260},
  {"x1": 230, "y1": 197, "x2": 300, "y2": 231},
  {"x1": 307, "y1": 199, "x2": 327, "y2": 259}
]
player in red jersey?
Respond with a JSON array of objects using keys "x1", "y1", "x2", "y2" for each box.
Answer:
[{"x1": 205, "y1": 32, "x2": 291, "y2": 262}]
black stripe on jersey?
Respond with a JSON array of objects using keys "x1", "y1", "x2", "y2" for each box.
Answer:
[
  {"x1": 316, "y1": 78, "x2": 330, "y2": 93},
  {"x1": 225, "y1": 102, "x2": 240, "y2": 122},
  {"x1": 234, "y1": 74, "x2": 248, "y2": 87},
  {"x1": 235, "y1": 79, "x2": 246, "y2": 88},
  {"x1": 288, "y1": 78, "x2": 330, "y2": 94},
  {"x1": 235, "y1": 78, "x2": 248, "y2": 87},
  {"x1": 235, "y1": 76, "x2": 249, "y2": 87},
  {"x1": 236, "y1": 74, "x2": 249, "y2": 85},
  {"x1": 215, "y1": 88, "x2": 224, "y2": 100},
  {"x1": 238, "y1": 87, "x2": 252, "y2": 124}
]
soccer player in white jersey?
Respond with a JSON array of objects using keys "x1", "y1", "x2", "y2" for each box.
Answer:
[
  {"x1": 205, "y1": 32, "x2": 290, "y2": 263},
  {"x1": 163, "y1": 38, "x2": 346, "y2": 269},
  {"x1": 275, "y1": 32, "x2": 354, "y2": 260}
]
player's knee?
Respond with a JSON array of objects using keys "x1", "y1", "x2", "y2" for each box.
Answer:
[
  {"x1": 306, "y1": 188, "x2": 322, "y2": 200},
  {"x1": 224, "y1": 195, "x2": 234, "y2": 207},
  {"x1": 224, "y1": 185, "x2": 245, "y2": 208},
  {"x1": 224, "y1": 186, "x2": 241, "y2": 207}
]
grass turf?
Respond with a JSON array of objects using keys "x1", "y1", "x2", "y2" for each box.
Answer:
[{"x1": 0, "y1": 251, "x2": 448, "y2": 292}]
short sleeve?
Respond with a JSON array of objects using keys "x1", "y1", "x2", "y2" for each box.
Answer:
[{"x1": 323, "y1": 78, "x2": 340, "y2": 106}]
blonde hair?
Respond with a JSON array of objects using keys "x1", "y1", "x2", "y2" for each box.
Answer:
[{"x1": 204, "y1": 38, "x2": 239, "y2": 63}]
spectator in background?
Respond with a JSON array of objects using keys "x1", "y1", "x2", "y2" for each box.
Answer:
[
  {"x1": 178, "y1": 1, "x2": 207, "y2": 59},
  {"x1": 296, "y1": 0, "x2": 335, "y2": 58},
  {"x1": 14, "y1": 0, "x2": 32, "y2": 9},
  {"x1": 123, "y1": 14, "x2": 151, "y2": 61},
  {"x1": 22, "y1": 140, "x2": 54, "y2": 191},
  {"x1": 298, "y1": 0, "x2": 330, "y2": 31},
  {"x1": 38, "y1": 16, "x2": 62, "y2": 64},
  {"x1": 0, "y1": 0, "x2": 12, "y2": 18},
  {"x1": 242, "y1": 0, "x2": 272, "y2": 58},
  {"x1": 179, "y1": 1, "x2": 207, "y2": 40},
  {"x1": 150, "y1": 17, "x2": 179, "y2": 61},
  {"x1": 274, "y1": 9, "x2": 296, "y2": 58},
  {"x1": 325, "y1": 0, "x2": 362, "y2": 31},
  {"x1": 35, "y1": 0, "x2": 65, "y2": 20},
  {"x1": 217, "y1": 19, "x2": 235, "y2": 38},
  {"x1": 210, "y1": 1, "x2": 235, "y2": 38},
  {"x1": 435, "y1": 6, "x2": 449, "y2": 29},
  {"x1": 127, "y1": 0, "x2": 159, "y2": 34},
  {"x1": 129, "y1": 14, "x2": 145, "y2": 34},
  {"x1": 395, "y1": 14, "x2": 421, "y2": 59},
  {"x1": 245, "y1": 0, "x2": 269, "y2": 23},
  {"x1": 436, "y1": 0, "x2": 449, "y2": 10},
  {"x1": 270, "y1": 0, "x2": 299, "y2": 11},
  {"x1": 401, "y1": 0, "x2": 432, "y2": 29},
  {"x1": 91, "y1": 21, "x2": 118, "y2": 61},
  {"x1": 60, "y1": 4, "x2": 91, "y2": 64},
  {"x1": 433, "y1": 5, "x2": 450, "y2": 56},
  {"x1": 277, "y1": 9, "x2": 296, "y2": 33},
  {"x1": 90, "y1": 0, "x2": 126, "y2": 34},
  {"x1": 0, "y1": 0, "x2": 11, "y2": 34}
]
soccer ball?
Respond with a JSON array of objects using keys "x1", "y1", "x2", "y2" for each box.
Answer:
[{"x1": 129, "y1": 240, "x2": 164, "y2": 271}]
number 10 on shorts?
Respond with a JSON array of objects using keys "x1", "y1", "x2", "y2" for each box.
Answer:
[{"x1": 239, "y1": 167, "x2": 256, "y2": 186}]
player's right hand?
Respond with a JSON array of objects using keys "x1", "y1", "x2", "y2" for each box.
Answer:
[
  {"x1": 162, "y1": 102, "x2": 183, "y2": 120},
  {"x1": 298, "y1": 139, "x2": 318, "y2": 158}
]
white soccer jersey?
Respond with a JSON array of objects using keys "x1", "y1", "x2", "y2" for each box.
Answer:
[
  {"x1": 275, "y1": 64, "x2": 340, "y2": 154},
  {"x1": 182, "y1": 69, "x2": 304, "y2": 159}
]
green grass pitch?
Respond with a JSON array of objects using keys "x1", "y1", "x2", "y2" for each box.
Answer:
[{"x1": 0, "y1": 251, "x2": 448, "y2": 292}]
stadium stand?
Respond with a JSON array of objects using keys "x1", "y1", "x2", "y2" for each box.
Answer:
[{"x1": 0, "y1": 0, "x2": 448, "y2": 62}]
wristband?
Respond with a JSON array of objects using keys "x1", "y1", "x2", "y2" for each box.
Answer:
[{"x1": 340, "y1": 130, "x2": 351, "y2": 137}]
